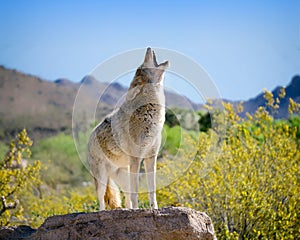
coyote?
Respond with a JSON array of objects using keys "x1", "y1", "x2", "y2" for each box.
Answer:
[{"x1": 88, "y1": 48, "x2": 169, "y2": 210}]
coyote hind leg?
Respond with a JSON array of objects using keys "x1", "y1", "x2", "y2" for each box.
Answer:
[
  {"x1": 112, "y1": 167, "x2": 132, "y2": 209},
  {"x1": 105, "y1": 178, "x2": 122, "y2": 209},
  {"x1": 93, "y1": 174, "x2": 107, "y2": 211},
  {"x1": 88, "y1": 148, "x2": 109, "y2": 211}
]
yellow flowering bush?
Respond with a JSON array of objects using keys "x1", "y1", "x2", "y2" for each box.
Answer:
[
  {"x1": 0, "y1": 131, "x2": 97, "y2": 228},
  {"x1": 23, "y1": 185, "x2": 97, "y2": 228},
  {"x1": 156, "y1": 89, "x2": 300, "y2": 239},
  {"x1": 1, "y1": 88, "x2": 299, "y2": 239},
  {"x1": 0, "y1": 129, "x2": 41, "y2": 226}
]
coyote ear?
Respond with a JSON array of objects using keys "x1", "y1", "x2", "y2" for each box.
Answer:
[
  {"x1": 153, "y1": 51, "x2": 169, "y2": 69},
  {"x1": 158, "y1": 60, "x2": 169, "y2": 70},
  {"x1": 126, "y1": 86, "x2": 140, "y2": 101}
]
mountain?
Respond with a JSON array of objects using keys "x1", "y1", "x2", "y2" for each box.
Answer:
[
  {"x1": 240, "y1": 75, "x2": 300, "y2": 118},
  {"x1": 0, "y1": 66, "x2": 199, "y2": 140},
  {"x1": 0, "y1": 66, "x2": 108, "y2": 139},
  {"x1": 0, "y1": 65, "x2": 299, "y2": 140}
]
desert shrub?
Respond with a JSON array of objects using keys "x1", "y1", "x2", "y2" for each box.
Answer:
[
  {"x1": 157, "y1": 88, "x2": 300, "y2": 239},
  {"x1": 23, "y1": 185, "x2": 97, "y2": 228},
  {"x1": 0, "y1": 130, "x2": 97, "y2": 228},
  {"x1": 0, "y1": 129, "x2": 41, "y2": 226},
  {"x1": 2, "y1": 88, "x2": 299, "y2": 236}
]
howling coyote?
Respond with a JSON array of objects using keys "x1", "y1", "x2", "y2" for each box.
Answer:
[{"x1": 88, "y1": 48, "x2": 169, "y2": 210}]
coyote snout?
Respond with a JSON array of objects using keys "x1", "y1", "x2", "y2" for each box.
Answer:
[{"x1": 88, "y1": 48, "x2": 169, "y2": 210}]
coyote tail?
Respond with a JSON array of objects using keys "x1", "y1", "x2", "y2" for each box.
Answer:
[{"x1": 104, "y1": 178, "x2": 122, "y2": 209}]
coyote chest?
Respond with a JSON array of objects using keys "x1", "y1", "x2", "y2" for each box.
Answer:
[
  {"x1": 128, "y1": 103, "x2": 165, "y2": 145},
  {"x1": 94, "y1": 95, "x2": 165, "y2": 166}
]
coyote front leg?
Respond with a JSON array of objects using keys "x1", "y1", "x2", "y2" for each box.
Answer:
[
  {"x1": 144, "y1": 156, "x2": 158, "y2": 209},
  {"x1": 129, "y1": 157, "x2": 142, "y2": 208}
]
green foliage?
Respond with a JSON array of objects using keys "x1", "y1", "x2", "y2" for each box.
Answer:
[
  {"x1": 31, "y1": 133, "x2": 90, "y2": 187},
  {"x1": 288, "y1": 115, "x2": 300, "y2": 139},
  {"x1": 162, "y1": 125, "x2": 182, "y2": 155},
  {"x1": 157, "y1": 89, "x2": 300, "y2": 239},
  {"x1": 165, "y1": 107, "x2": 200, "y2": 131},
  {"x1": 165, "y1": 108, "x2": 180, "y2": 127},
  {"x1": 0, "y1": 142, "x2": 8, "y2": 160},
  {"x1": 165, "y1": 108, "x2": 212, "y2": 132},
  {"x1": 198, "y1": 111, "x2": 212, "y2": 132},
  {"x1": 0, "y1": 129, "x2": 41, "y2": 226}
]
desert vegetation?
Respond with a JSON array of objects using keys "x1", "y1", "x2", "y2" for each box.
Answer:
[{"x1": 0, "y1": 88, "x2": 299, "y2": 239}]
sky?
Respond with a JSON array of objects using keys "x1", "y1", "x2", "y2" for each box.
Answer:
[{"x1": 0, "y1": 0, "x2": 299, "y2": 103}]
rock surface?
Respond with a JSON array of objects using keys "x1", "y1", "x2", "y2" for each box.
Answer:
[
  {"x1": 0, "y1": 207, "x2": 216, "y2": 240},
  {"x1": 0, "y1": 225, "x2": 36, "y2": 240}
]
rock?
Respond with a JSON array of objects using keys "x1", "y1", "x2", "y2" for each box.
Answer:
[
  {"x1": 0, "y1": 207, "x2": 216, "y2": 240},
  {"x1": 0, "y1": 225, "x2": 36, "y2": 240}
]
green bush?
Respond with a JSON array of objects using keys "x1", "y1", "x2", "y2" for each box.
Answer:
[
  {"x1": 162, "y1": 125, "x2": 182, "y2": 155},
  {"x1": 288, "y1": 115, "x2": 300, "y2": 139},
  {"x1": 31, "y1": 133, "x2": 91, "y2": 187}
]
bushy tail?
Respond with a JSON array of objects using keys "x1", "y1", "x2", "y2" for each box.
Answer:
[{"x1": 104, "y1": 178, "x2": 122, "y2": 209}]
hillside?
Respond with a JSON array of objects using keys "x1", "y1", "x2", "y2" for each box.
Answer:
[
  {"x1": 0, "y1": 65, "x2": 299, "y2": 139},
  {"x1": 0, "y1": 66, "x2": 114, "y2": 139},
  {"x1": 0, "y1": 66, "x2": 199, "y2": 140}
]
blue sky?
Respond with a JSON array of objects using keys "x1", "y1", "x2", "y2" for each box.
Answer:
[{"x1": 0, "y1": 0, "x2": 299, "y2": 102}]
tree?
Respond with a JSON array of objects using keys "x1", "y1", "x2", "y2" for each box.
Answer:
[{"x1": 165, "y1": 108, "x2": 180, "y2": 127}]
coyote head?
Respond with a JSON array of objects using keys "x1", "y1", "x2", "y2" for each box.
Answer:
[{"x1": 126, "y1": 48, "x2": 169, "y2": 101}]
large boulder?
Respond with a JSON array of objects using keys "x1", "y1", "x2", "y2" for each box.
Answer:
[{"x1": 0, "y1": 207, "x2": 216, "y2": 240}]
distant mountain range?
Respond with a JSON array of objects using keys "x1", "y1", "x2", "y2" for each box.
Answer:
[
  {"x1": 0, "y1": 66, "x2": 197, "y2": 139},
  {"x1": 240, "y1": 75, "x2": 300, "y2": 118},
  {"x1": 0, "y1": 65, "x2": 299, "y2": 140}
]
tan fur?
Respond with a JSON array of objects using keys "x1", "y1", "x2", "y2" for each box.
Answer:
[
  {"x1": 88, "y1": 48, "x2": 169, "y2": 210},
  {"x1": 104, "y1": 179, "x2": 122, "y2": 209},
  {"x1": 94, "y1": 177, "x2": 121, "y2": 209}
]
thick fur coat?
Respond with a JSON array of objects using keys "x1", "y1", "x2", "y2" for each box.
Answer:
[{"x1": 88, "y1": 48, "x2": 169, "y2": 210}]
